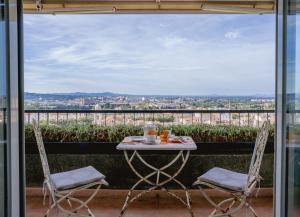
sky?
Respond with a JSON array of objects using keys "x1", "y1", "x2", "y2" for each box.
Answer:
[{"x1": 24, "y1": 14, "x2": 276, "y2": 96}]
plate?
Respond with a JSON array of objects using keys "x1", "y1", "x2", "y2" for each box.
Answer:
[
  {"x1": 169, "y1": 136, "x2": 185, "y2": 143},
  {"x1": 130, "y1": 136, "x2": 146, "y2": 142}
]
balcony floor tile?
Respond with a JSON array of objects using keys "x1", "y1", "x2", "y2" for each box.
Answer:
[{"x1": 26, "y1": 190, "x2": 273, "y2": 217}]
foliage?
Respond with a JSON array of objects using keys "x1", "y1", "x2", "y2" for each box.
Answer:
[
  {"x1": 25, "y1": 123, "x2": 274, "y2": 143},
  {"x1": 131, "y1": 114, "x2": 175, "y2": 123}
]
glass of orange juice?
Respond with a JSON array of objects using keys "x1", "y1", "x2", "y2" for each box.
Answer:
[{"x1": 160, "y1": 130, "x2": 169, "y2": 143}]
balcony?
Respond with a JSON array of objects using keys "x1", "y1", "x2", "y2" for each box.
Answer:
[
  {"x1": 26, "y1": 189, "x2": 273, "y2": 217},
  {"x1": 25, "y1": 109, "x2": 275, "y2": 216}
]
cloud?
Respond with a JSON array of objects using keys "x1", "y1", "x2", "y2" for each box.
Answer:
[
  {"x1": 159, "y1": 35, "x2": 187, "y2": 48},
  {"x1": 24, "y1": 14, "x2": 275, "y2": 95},
  {"x1": 224, "y1": 31, "x2": 240, "y2": 39}
]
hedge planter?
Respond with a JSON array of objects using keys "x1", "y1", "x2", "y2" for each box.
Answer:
[
  {"x1": 25, "y1": 123, "x2": 275, "y2": 144},
  {"x1": 25, "y1": 123, "x2": 275, "y2": 188}
]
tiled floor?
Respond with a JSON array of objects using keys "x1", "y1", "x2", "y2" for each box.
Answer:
[{"x1": 26, "y1": 189, "x2": 273, "y2": 217}]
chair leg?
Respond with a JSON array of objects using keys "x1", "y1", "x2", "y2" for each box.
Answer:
[
  {"x1": 198, "y1": 185, "x2": 232, "y2": 217},
  {"x1": 61, "y1": 183, "x2": 102, "y2": 217},
  {"x1": 67, "y1": 197, "x2": 73, "y2": 208},
  {"x1": 209, "y1": 199, "x2": 235, "y2": 217},
  {"x1": 44, "y1": 202, "x2": 57, "y2": 217},
  {"x1": 45, "y1": 183, "x2": 102, "y2": 217},
  {"x1": 211, "y1": 198, "x2": 237, "y2": 217},
  {"x1": 66, "y1": 184, "x2": 101, "y2": 214},
  {"x1": 196, "y1": 185, "x2": 248, "y2": 217},
  {"x1": 209, "y1": 198, "x2": 247, "y2": 217},
  {"x1": 64, "y1": 197, "x2": 95, "y2": 217},
  {"x1": 57, "y1": 203, "x2": 92, "y2": 217},
  {"x1": 245, "y1": 202, "x2": 258, "y2": 217}
]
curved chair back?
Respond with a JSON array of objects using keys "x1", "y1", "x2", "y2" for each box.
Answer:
[
  {"x1": 32, "y1": 119, "x2": 51, "y2": 180},
  {"x1": 247, "y1": 120, "x2": 271, "y2": 190}
]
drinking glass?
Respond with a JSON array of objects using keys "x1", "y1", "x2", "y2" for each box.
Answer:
[{"x1": 160, "y1": 130, "x2": 169, "y2": 143}]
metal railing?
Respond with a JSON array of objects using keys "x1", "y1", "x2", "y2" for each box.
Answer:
[
  {"x1": 25, "y1": 109, "x2": 276, "y2": 127},
  {"x1": 0, "y1": 108, "x2": 6, "y2": 124}
]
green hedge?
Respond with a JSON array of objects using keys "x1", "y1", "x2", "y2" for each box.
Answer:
[{"x1": 25, "y1": 123, "x2": 275, "y2": 143}]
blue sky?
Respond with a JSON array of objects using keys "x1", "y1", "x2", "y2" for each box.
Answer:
[{"x1": 24, "y1": 14, "x2": 276, "y2": 95}]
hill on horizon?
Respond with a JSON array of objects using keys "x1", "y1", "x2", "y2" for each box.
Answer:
[{"x1": 25, "y1": 92, "x2": 275, "y2": 99}]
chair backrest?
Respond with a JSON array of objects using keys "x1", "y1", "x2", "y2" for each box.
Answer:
[
  {"x1": 32, "y1": 119, "x2": 51, "y2": 180},
  {"x1": 247, "y1": 120, "x2": 271, "y2": 185}
]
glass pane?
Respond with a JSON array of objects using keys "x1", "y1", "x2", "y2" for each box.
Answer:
[
  {"x1": 286, "y1": 0, "x2": 300, "y2": 215},
  {"x1": 0, "y1": 0, "x2": 6, "y2": 216}
]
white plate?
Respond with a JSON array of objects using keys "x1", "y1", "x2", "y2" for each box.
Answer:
[{"x1": 130, "y1": 136, "x2": 146, "y2": 142}]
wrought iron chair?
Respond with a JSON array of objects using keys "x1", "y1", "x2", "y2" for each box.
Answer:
[
  {"x1": 193, "y1": 121, "x2": 271, "y2": 217},
  {"x1": 32, "y1": 119, "x2": 109, "y2": 217}
]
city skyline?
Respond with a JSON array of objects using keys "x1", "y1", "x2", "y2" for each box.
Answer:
[{"x1": 24, "y1": 14, "x2": 276, "y2": 96}]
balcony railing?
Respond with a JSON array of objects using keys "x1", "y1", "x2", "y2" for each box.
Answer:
[
  {"x1": 0, "y1": 108, "x2": 6, "y2": 124},
  {"x1": 25, "y1": 109, "x2": 276, "y2": 127}
]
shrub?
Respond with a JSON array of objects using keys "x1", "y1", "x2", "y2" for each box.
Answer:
[{"x1": 25, "y1": 123, "x2": 274, "y2": 144}]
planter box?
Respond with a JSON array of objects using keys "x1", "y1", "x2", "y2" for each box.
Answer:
[{"x1": 25, "y1": 141, "x2": 274, "y2": 188}]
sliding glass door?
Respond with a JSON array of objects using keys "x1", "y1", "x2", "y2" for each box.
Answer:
[
  {"x1": 0, "y1": 0, "x2": 23, "y2": 216},
  {"x1": 276, "y1": 0, "x2": 300, "y2": 216},
  {"x1": 0, "y1": 0, "x2": 8, "y2": 215},
  {"x1": 285, "y1": 0, "x2": 300, "y2": 215}
]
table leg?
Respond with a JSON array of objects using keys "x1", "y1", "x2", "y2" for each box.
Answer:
[{"x1": 120, "y1": 150, "x2": 193, "y2": 217}]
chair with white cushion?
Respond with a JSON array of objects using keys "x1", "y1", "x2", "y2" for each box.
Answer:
[
  {"x1": 32, "y1": 119, "x2": 108, "y2": 217},
  {"x1": 193, "y1": 121, "x2": 270, "y2": 217}
]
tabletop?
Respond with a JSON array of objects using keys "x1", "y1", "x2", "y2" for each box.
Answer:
[{"x1": 116, "y1": 136, "x2": 197, "y2": 151}]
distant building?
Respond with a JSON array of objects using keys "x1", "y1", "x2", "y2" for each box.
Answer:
[{"x1": 80, "y1": 97, "x2": 97, "y2": 106}]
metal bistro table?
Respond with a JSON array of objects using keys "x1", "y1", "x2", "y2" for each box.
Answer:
[{"x1": 116, "y1": 136, "x2": 197, "y2": 217}]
